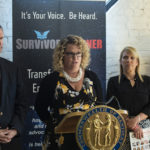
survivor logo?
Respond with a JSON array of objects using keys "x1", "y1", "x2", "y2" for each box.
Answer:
[{"x1": 15, "y1": 30, "x2": 103, "y2": 50}]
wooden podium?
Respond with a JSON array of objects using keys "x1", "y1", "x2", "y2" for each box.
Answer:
[
  {"x1": 54, "y1": 106, "x2": 128, "y2": 150},
  {"x1": 55, "y1": 111, "x2": 85, "y2": 134},
  {"x1": 54, "y1": 108, "x2": 128, "y2": 134}
]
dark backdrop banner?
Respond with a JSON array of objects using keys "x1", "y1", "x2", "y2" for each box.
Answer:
[{"x1": 13, "y1": 0, "x2": 105, "y2": 149}]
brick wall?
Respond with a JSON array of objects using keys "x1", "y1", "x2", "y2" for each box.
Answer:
[
  {"x1": 106, "y1": 0, "x2": 150, "y2": 84},
  {"x1": 0, "y1": 0, "x2": 12, "y2": 61}
]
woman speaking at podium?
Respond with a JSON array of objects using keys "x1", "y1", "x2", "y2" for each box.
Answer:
[
  {"x1": 35, "y1": 35, "x2": 103, "y2": 150},
  {"x1": 107, "y1": 46, "x2": 150, "y2": 149}
]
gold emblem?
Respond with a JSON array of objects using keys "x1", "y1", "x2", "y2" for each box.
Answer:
[{"x1": 76, "y1": 105, "x2": 127, "y2": 150}]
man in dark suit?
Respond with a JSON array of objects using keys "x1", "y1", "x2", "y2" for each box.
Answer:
[{"x1": 0, "y1": 25, "x2": 28, "y2": 149}]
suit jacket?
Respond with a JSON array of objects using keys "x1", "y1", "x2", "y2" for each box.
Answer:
[{"x1": 0, "y1": 57, "x2": 28, "y2": 135}]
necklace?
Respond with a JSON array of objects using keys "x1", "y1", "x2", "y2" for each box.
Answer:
[{"x1": 63, "y1": 68, "x2": 82, "y2": 82}]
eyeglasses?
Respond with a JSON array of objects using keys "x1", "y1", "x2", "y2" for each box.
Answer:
[
  {"x1": 0, "y1": 37, "x2": 3, "y2": 40},
  {"x1": 64, "y1": 52, "x2": 82, "y2": 58}
]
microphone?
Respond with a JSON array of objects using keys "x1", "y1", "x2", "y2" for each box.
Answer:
[
  {"x1": 83, "y1": 79, "x2": 122, "y2": 109},
  {"x1": 106, "y1": 96, "x2": 128, "y2": 118},
  {"x1": 105, "y1": 96, "x2": 122, "y2": 109},
  {"x1": 96, "y1": 96, "x2": 122, "y2": 109},
  {"x1": 83, "y1": 78, "x2": 93, "y2": 102},
  {"x1": 83, "y1": 78, "x2": 91, "y2": 92}
]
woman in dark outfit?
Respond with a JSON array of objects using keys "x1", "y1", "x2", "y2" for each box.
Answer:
[
  {"x1": 35, "y1": 35, "x2": 103, "y2": 150},
  {"x1": 107, "y1": 46, "x2": 150, "y2": 149}
]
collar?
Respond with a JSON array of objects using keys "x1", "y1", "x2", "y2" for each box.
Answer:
[{"x1": 120, "y1": 73, "x2": 140, "y2": 82}]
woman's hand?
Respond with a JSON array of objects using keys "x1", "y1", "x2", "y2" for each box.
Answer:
[
  {"x1": 126, "y1": 116, "x2": 140, "y2": 130},
  {"x1": 133, "y1": 126, "x2": 143, "y2": 139},
  {"x1": 126, "y1": 116, "x2": 143, "y2": 139},
  {"x1": 126, "y1": 113, "x2": 148, "y2": 139}
]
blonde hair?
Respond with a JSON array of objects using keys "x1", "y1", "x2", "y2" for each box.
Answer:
[
  {"x1": 119, "y1": 46, "x2": 143, "y2": 83},
  {"x1": 53, "y1": 35, "x2": 90, "y2": 72}
]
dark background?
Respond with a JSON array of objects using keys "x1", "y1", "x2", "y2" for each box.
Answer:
[{"x1": 13, "y1": 0, "x2": 105, "y2": 149}]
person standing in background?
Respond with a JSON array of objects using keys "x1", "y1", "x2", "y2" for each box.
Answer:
[
  {"x1": 0, "y1": 25, "x2": 28, "y2": 150},
  {"x1": 107, "y1": 46, "x2": 150, "y2": 149}
]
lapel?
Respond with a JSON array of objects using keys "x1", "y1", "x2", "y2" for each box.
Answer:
[{"x1": 0, "y1": 58, "x2": 9, "y2": 106}]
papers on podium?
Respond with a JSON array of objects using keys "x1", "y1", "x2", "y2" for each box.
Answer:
[{"x1": 130, "y1": 127, "x2": 150, "y2": 150}]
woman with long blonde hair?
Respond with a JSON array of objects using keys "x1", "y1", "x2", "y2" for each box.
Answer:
[{"x1": 107, "y1": 46, "x2": 150, "y2": 149}]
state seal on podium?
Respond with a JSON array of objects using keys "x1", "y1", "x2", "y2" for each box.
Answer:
[{"x1": 76, "y1": 105, "x2": 127, "y2": 150}]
